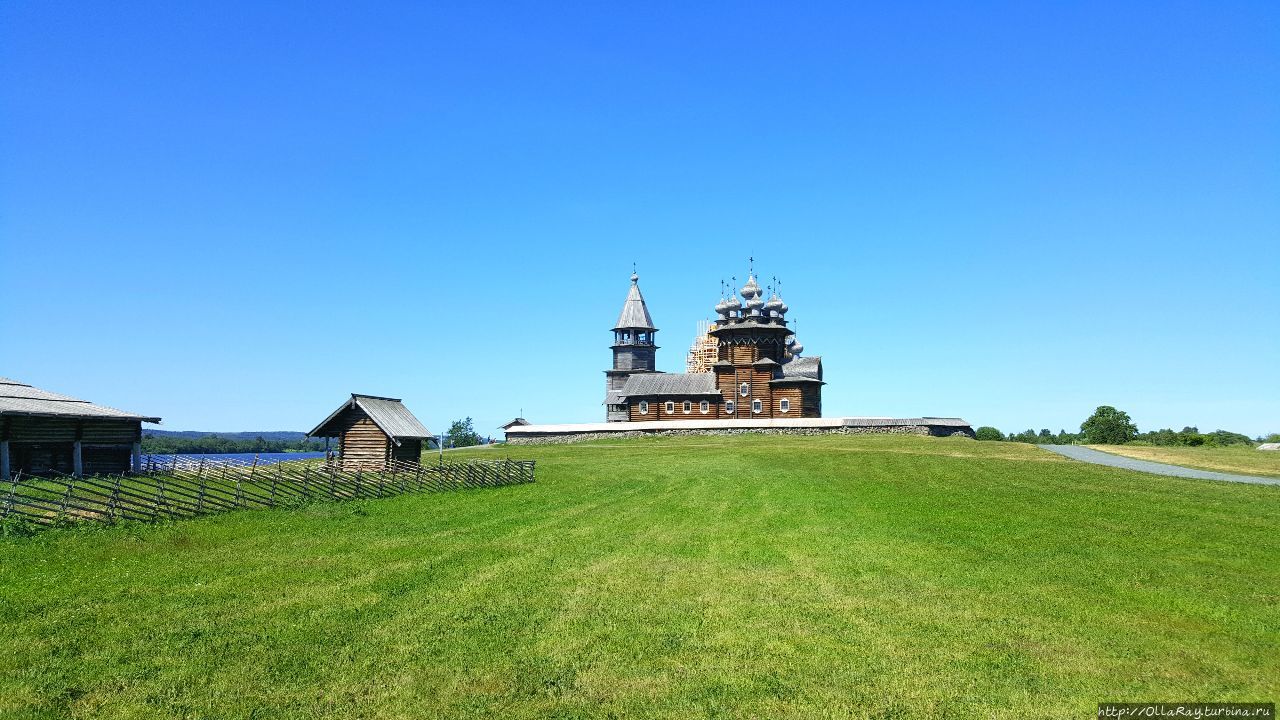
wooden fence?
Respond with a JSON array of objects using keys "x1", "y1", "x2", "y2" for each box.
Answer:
[{"x1": 0, "y1": 456, "x2": 535, "y2": 528}]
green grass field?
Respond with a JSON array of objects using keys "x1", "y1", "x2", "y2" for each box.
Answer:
[
  {"x1": 3, "y1": 434, "x2": 1278, "y2": 718},
  {"x1": 1091, "y1": 443, "x2": 1280, "y2": 479}
]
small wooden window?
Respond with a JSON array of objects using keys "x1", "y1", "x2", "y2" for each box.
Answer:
[
  {"x1": 752, "y1": 399, "x2": 763, "y2": 413},
  {"x1": 665, "y1": 401, "x2": 675, "y2": 414},
  {"x1": 780, "y1": 398, "x2": 790, "y2": 413},
  {"x1": 725, "y1": 400, "x2": 735, "y2": 414},
  {"x1": 739, "y1": 382, "x2": 750, "y2": 397},
  {"x1": 682, "y1": 401, "x2": 691, "y2": 413},
  {"x1": 639, "y1": 401, "x2": 648, "y2": 414},
  {"x1": 699, "y1": 401, "x2": 709, "y2": 414}
]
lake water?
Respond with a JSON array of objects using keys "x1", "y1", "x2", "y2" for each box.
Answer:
[{"x1": 143, "y1": 452, "x2": 327, "y2": 466}]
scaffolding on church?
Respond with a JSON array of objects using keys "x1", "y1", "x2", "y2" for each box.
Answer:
[{"x1": 685, "y1": 320, "x2": 719, "y2": 373}]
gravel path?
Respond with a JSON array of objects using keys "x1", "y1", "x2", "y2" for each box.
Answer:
[{"x1": 1038, "y1": 445, "x2": 1280, "y2": 486}]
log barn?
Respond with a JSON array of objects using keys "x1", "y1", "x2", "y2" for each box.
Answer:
[
  {"x1": 0, "y1": 377, "x2": 161, "y2": 479},
  {"x1": 307, "y1": 394, "x2": 434, "y2": 469}
]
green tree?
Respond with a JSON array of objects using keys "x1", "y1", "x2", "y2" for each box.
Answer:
[
  {"x1": 445, "y1": 418, "x2": 482, "y2": 448},
  {"x1": 1080, "y1": 406, "x2": 1138, "y2": 445},
  {"x1": 1011, "y1": 429, "x2": 1039, "y2": 444},
  {"x1": 975, "y1": 426, "x2": 1003, "y2": 441}
]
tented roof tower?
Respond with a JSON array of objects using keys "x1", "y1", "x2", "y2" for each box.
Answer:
[{"x1": 604, "y1": 272, "x2": 659, "y2": 421}]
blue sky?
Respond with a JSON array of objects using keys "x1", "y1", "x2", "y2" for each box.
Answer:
[{"x1": 2, "y1": 1, "x2": 1277, "y2": 438}]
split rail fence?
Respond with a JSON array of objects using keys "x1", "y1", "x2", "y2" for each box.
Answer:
[{"x1": 0, "y1": 456, "x2": 535, "y2": 528}]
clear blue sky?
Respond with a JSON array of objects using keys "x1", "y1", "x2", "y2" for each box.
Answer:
[{"x1": 2, "y1": 1, "x2": 1277, "y2": 438}]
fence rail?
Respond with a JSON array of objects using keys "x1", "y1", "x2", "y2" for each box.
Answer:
[{"x1": 1, "y1": 456, "x2": 535, "y2": 528}]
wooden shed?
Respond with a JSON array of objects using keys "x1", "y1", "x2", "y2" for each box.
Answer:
[
  {"x1": 0, "y1": 377, "x2": 161, "y2": 480},
  {"x1": 307, "y1": 394, "x2": 434, "y2": 469}
]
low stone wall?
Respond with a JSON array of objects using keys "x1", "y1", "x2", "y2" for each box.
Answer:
[{"x1": 507, "y1": 424, "x2": 973, "y2": 445}]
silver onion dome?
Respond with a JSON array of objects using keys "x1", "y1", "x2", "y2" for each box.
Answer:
[
  {"x1": 725, "y1": 296, "x2": 741, "y2": 320},
  {"x1": 790, "y1": 339, "x2": 804, "y2": 356},
  {"x1": 740, "y1": 275, "x2": 761, "y2": 299},
  {"x1": 714, "y1": 296, "x2": 729, "y2": 316},
  {"x1": 764, "y1": 295, "x2": 784, "y2": 317}
]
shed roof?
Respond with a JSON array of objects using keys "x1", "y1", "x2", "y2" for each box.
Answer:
[
  {"x1": 500, "y1": 418, "x2": 530, "y2": 430},
  {"x1": 781, "y1": 356, "x2": 822, "y2": 381},
  {"x1": 307, "y1": 394, "x2": 434, "y2": 440},
  {"x1": 619, "y1": 373, "x2": 721, "y2": 398},
  {"x1": 0, "y1": 377, "x2": 161, "y2": 423}
]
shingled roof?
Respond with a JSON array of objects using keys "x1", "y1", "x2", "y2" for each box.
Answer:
[
  {"x1": 614, "y1": 274, "x2": 657, "y2": 331},
  {"x1": 619, "y1": 373, "x2": 721, "y2": 397},
  {"x1": 778, "y1": 356, "x2": 822, "y2": 381},
  {"x1": 0, "y1": 377, "x2": 161, "y2": 423},
  {"x1": 307, "y1": 394, "x2": 434, "y2": 440}
]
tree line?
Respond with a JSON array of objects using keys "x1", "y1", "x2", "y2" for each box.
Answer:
[{"x1": 975, "y1": 406, "x2": 1277, "y2": 447}]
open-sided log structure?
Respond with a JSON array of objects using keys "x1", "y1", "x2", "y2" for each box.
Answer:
[
  {"x1": 0, "y1": 377, "x2": 161, "y2": 479},
  {"x1": 307, "y1": 394, "x2": 434, "y2": 470}
]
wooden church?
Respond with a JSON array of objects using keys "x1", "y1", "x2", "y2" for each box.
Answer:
[
  {"x1": 307, "y1": 394, "x2": 434, "y2": 469},
  {"x1": 604, "y1": 270, "x2": 823, "y2": 422}
]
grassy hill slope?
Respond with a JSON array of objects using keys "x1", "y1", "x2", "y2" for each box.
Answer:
[
  {"x1": 2, "y1": 434, "x2": 1277, "y2": 718},
  {"x1": 1090, "y1": 443, "x2": 1280, "y2": 479}
]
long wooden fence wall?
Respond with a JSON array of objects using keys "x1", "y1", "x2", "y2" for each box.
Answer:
[{"x1": 0, "y1": 456, "x2": 535, "y2": 528}]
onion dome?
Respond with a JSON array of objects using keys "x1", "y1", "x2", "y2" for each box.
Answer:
[
  {"x1": 790, "y1": 339, "x2": 804, "y2": 356},
  {"x1": 764, "y1": 294, "x2": 784, "y2": 318},
  {"x1": 740, "y1": 275, "x2": 761, "y2": 300},
  {"x1": 714, "y1": 296, "x2": 729, "y2": 316},
  {"x1": 745, "y1": 294, "x2": 765, "y2": 313},
  {"x1": 725, "y1": 294, "x2": 742, "y2": 315}
]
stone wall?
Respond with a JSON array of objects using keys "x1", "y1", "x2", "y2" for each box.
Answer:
[{"x1": 507, "y1": 424, "x2": 974, "y2": 445}]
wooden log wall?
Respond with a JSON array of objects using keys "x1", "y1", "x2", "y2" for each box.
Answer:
[
  {"x1": 800, "y1": 384, "x2": 822, "y2": 417},
  {"x1": 6, "y1": 417, "x2": 138, "y2": 444},
  {"x1": 330, "y1": 408, "x2": 392, "y2": 468},
  {"x1": 390, "y1": 439, "x2": 422, "y2": 464},
  {"x1": 773, "y1": 385, "x2": 803, "y2": 416}
]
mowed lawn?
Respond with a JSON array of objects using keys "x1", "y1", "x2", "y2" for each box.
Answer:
[
  {"x1": 2, "y1": 435, "x2": 1278, "y2": 719},
  {"x1": 1091, "y1": 443, "x2": 1280, "y2": 479}
]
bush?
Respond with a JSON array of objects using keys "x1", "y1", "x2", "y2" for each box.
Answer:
[{"x1": 975, "y1": 426, "x2": 1003, "y2": 441}]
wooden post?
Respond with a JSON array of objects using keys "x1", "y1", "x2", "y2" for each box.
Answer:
[
  {"x1": 72, "y1": 420, "x2": 84, "y2": 478},
  {"x1": 131, "y1": 442, "x2": 142, "y2": 474},
  {"x1": 1, "y1": 417, "x2": 9, "y2": 481}
]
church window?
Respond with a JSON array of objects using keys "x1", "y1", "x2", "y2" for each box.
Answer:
[
  {"x1": 725, "y1": 400, "x2": 735, "y2": 414},
  {"x1": 639, "y1": 401, "x2": 648, "y2": 415},
  {"x1": 752, "y1": 399, "x2": 763, "y2": 413},
  {"x1": 700, "y1": 401, "x2": 709, "y2": 414},
  {"x1": 682, "y1": 401, "x2": 691, "y2": 413},
  {"x1": 780, "y1": 398, "x2": 790, "y2": 413},
  {"x1": 739, "y1": 382, "x2": 749, "y2": 397},
  {"x1": 665, "y1": 401, "x2": 675, "y2": 414}
]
